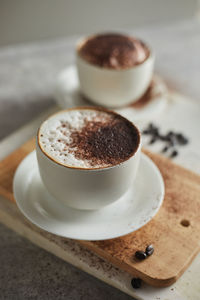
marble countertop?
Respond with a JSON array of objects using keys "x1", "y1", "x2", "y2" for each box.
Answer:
[{"x1": 0, "y1": 18, "x2": 200, "y2": 300}]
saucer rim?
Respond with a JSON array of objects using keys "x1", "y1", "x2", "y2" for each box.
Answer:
[{"x1": 13, "y1": 151, "x2": 164, "y2": 241}]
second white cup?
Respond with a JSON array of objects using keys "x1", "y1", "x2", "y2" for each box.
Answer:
[{"x1": 76, "y1": 35, "x2": 154, "y2": 108}]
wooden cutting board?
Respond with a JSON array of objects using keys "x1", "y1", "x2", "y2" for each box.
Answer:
[{"x1": 0, "y1": 138, "x2": 200, "y2": 287}]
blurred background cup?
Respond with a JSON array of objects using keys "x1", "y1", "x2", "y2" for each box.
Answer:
[{"x1": 76, "y1": 36, "x2": 154, "y2": 107}]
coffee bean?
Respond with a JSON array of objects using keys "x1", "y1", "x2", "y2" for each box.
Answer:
[
  {"x1": 142, "y1": 129, "x2": 150, "y2": 135},
  {"x1": 176, "y1": 133, "x2": 189, "y2": 145},
  {"x1": 159, "y1": 134, "x2": 167, "y2": 141},
  {"x1": 170, "y1": 150, "x2": 178, "y2": 158},
  {"x1": 149, "y1": 137, "x2": 157, "y2": 144},
  {"x1": 168, "y1": 131, "x2": 173, "y2": 136},
  {"x1": 131, "y1": 278, "x2": 142, "y2": 289},
  {"x1": 162, "y1": 146, "x2": 169, "y2": 153},
  {"x1": 135, "y1": 251, "x2": 147, "y2": 260},
  {"x1": 142, "y1": 123, "x2": 189, "y2": 158},
  {"x1": 148, "y1": 123, "x2": 159, "y2": 133},
  {"x1": 164, "y1": 131, "x2": 173, "y2": 141},
  {"x1": 145, "y1": 245, "x2": 154, "y2": 256}
]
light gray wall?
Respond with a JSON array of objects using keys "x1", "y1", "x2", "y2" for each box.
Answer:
[{"x1": 0, "y1": 0, "x2": 198, "y2": 46}]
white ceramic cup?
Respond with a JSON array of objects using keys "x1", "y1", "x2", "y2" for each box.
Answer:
[
  {"x1": 76, "y1": 36, "x2": 155, "y2": 108},
  {"x1": 36, "y1": 107, "x2": 141, "y2": 210}
]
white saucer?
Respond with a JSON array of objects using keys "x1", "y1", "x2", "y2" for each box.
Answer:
[
  {"x1": 54, "y1": 65, "x2": 168, "y2": 121},
  {"x1": 13, "y1": 151, "x2": 164, "y2": 241}
]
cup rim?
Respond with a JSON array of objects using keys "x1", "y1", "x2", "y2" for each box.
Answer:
[
  {"x1": 37, "y1": 106, "x2": 141, "y2": 171},
  {"x1": 76, "y1": 33, "x2": 154, "y2": 72}
]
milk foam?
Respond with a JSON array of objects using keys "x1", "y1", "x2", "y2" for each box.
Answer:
[{"x1": 39, "y1": 109, "x2": 112, "y2": 168}]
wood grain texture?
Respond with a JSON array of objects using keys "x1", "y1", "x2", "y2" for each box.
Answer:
[{"x1": 0, "y1": 138, "x2": 200, "y2": 287}]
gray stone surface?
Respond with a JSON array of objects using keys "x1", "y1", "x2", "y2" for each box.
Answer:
[{"x1": 0, "y1": 223, "x2": 133, "y2": 300}]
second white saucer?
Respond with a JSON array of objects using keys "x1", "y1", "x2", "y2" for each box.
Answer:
[{"x1": 13, "y1": 151, "x2": 164, "y2": 241}]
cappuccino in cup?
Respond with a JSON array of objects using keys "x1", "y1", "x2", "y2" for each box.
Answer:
[
  {"x1": 36, "y1": 107, "x2": 141, "y2": 209},
  {"x1": 76, "y1": 33, "x2": 154, "y2": 107}
]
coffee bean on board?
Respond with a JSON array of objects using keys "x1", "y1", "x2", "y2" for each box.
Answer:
[
  {"x1": 135, "y1": 251, "x2": 147, "y2": 260},
  {"x1": 145, "y1": 245, "x2": 154, "y2": 256},
  {"x1": 131, "y1": 278, "x2": 142, "y2": 289}
]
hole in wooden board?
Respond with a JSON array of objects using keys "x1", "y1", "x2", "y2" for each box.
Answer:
[{"x1": 180, "y1": 219, "x2": 190, "y2": 227}]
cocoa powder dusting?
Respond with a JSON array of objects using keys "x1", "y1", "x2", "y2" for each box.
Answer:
[
  {"x1": 79, "y1": 33, "x2": 149, "y2": 69},
  {"x1": 69, "y1": 115, "x2": 139, "y2": 167}
]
